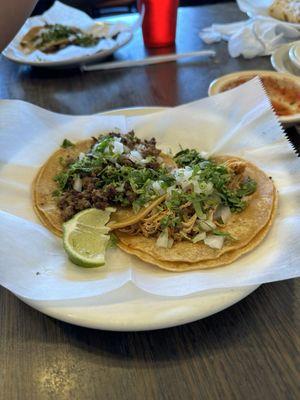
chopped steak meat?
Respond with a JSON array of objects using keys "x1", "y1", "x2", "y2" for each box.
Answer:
[{"x1": 56, "y1": 131, "x2": 164, "y2": 221}]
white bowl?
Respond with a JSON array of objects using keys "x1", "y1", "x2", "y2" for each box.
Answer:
[
  {"x1": 289, "y1": 42, "x2": 300, "y2": 71},
  {"x1": 208, "y1": 70, "x2": 300, "y2": 126}
]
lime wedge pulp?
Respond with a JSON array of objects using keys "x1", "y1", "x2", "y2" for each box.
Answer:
[{"x1": 63, "y1": 208, "x2": 114, "y2": 268}]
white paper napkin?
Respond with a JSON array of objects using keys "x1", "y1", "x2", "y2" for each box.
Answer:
[
  {"x1": 3, "y1": 1, "x2": 133, "y2": 63},
  {"x1": 0, "y1": 78, "x2": 300, "y2": 301},
  {"x1": 199, "y1": 16, "x2": 300, "y2": 58}
]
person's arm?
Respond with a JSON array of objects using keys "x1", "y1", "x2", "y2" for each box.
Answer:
[{"x1": 0, "y1": 0, "x2": 38, "y2": 52}]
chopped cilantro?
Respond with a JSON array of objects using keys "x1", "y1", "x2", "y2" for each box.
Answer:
[
  {"x1": 52, "y1": 189, "x2": 62, "y2": 197},
  {"x1": 174, "y1": 149, "x2": 206, "y2": 167},
  {"x1": 221, "y1": 178, "x2": 257, "y2": 212},
  {"x1": 54, "y1": 171, "x2": 69, "y2": 190},
  {"x1": 212, "y1": 229, "x2": 236, "y2": 240},
  {"x1": 61, "y1": 139, "x2": 74, "y2": 149}
]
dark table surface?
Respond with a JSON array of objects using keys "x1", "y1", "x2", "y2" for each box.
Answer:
[{"x1": 0, "y1": 3, "x2": 299, "y2": 400}]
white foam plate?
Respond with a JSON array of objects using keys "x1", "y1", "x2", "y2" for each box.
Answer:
[{"x1": 18, "y1": 107, "x2": 258, "y2": 331}]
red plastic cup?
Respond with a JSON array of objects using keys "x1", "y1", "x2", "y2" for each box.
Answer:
[{"x1": 138, "y1": 0, "x2": 179, "y2": 48}]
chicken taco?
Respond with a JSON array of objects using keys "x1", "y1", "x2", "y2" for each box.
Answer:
[{"x1": 115, "y1": 151, "x2": 276, "y2": 269}]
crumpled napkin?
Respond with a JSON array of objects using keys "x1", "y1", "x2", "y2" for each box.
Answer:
[{"x1": 199, "y1": 16, "x2": 300, "y2": 58}]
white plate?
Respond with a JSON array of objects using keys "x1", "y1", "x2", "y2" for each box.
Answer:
[
  {"x1": 237, "y1": 0, "x2": 300, "y2": 29},
  {"x1": 271, "y1": 42, "x2": 300, "y2": 76},
  {"x1": 18, "y1": 106, "x2": 258, "y2": 332},
  {"x1": 289, "y1": 42, "x2": 300, "y2": 70}
]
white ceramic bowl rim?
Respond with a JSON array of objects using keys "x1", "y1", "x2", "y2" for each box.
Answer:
[{"x1": 208, "y1": 70, "x2": 300, "y2": 125}]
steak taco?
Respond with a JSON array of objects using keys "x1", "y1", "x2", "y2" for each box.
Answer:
[
  {"x1": 33, "y1": 131, "x2": 176, "y2": 236},
  {"x1": 20, "y1": 24, "x2": 100, "y2": 54}
]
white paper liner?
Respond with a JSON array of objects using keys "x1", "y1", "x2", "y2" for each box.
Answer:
[
  {"x1": 3, "y1": 1, "x2": 133, "y2": 64},
  {"x1": 0, "y1": 78, "x2": 300, "y2": 301}
]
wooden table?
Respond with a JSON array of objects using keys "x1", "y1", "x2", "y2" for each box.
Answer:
[{"x1": 0, "y1": 3, "x2": 299, "y2": 399}]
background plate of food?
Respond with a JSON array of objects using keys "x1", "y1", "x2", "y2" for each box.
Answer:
[
  {"x1": 237, "y1": 0, "x2": 300, "y2": 28},
  {"x1": 2, "y1": 1, "x2": 134, "y2": 68}
]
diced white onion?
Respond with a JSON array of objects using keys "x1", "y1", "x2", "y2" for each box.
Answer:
[
  {"x1": 200, "y1": 151, "x2": 209, "y2": 160},
  {"x1": 173, "y1": 167, "x2": 193, "y2": 190},
  {"x1": 116, "y1": 182, "x2": 125, "y2": 192},
  {"x1": 152, "y1": 181, "x2": 165, "y2": 195},
  {"x1": 166, "y1": 185, "x2": 176, "y2": 199},
  {"x1": 214, "y1": 206, "x2": 221, "y2": 220},
  {"x1": 191, "y1": 179, "x2": 201, "y2": 194},
  {"x1": 192, "y1": 232, "x2": 206, "y2": 243},
  {"x1": 167, "y1": 238, "x2": 174, "y2": 248},
  {"x1": 92, "y1": 142, "x2": 99, "y2": 152},
  {"x1": 113, "y1": 140, "x2": 124, "y2": 155},
  {"x1": 156, "y1": 230, "x2": 169, "y2": 248},
  {"x1": 79, "y1": 152, "x2": 85, "y2": 161},
  {"x1": 199, "y1": 220, "x2": 216, "y2": 232},
  {"x1": 204, "y1": 235, "x2": 224, "y2": 249},
  {"x1": 128, "y1": 150, "x2": 143, "y2": 163},
  {"x1": 221, "y1": 205, "x2": 231, "y2": 224},
  {"x1": 73, "y1": 176, "x2": 82, "y2": 192},
  {"x1": 192, "y1": 180, "x2": 214, "y2": 195},
  {"x1": 214, "y1": 205, "x2": 232, "y2": 224},
  {"x1": 205, "y1": 181, "x2": 214, "y2": 194}
]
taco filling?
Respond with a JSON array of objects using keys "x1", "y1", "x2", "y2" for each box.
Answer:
[
  {"x1": 119, "y1": 149, "x2": 257, "y2": 250},
  {"x1": 20, "y1": 24, "x2": 101, "y2": 54},
  {"x1": 53, "y1": 132, "x2": 175, "y2": 221}
]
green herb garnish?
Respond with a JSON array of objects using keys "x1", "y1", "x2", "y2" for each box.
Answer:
[
  {"x1": 61, "y1": 139, "x2": 74, "y2": 149},
  {"x1": 212, "y1": 229, "x2": 235, "y2": 240}
]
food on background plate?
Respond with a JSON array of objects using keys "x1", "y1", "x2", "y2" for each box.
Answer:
[
  {"x1": 269, "y1": 0, "x2": 300, "y2": 24},
  {"x1": 20, "y1": 24, "x2": 102, "y2": 54},
  {"x1": 208, "y1": 71, "x2": 300, "y2": 118},
  {"x1": 32, "y1": 132, "x2": 276, "y2": 270}
]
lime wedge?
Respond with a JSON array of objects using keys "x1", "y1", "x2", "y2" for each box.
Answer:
[{"x1": 63, "y1": 208, "x2": 114, "y2": 268}]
